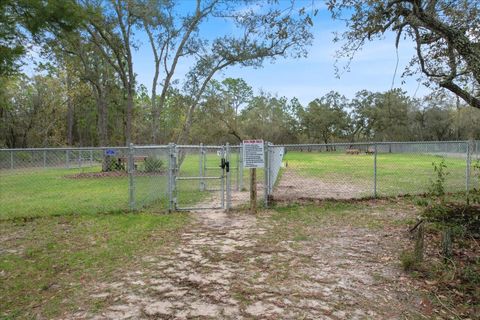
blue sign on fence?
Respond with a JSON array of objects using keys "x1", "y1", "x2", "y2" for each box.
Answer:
[{"x1": 105, "y1": 149, "x2": 116, "y2": 156}]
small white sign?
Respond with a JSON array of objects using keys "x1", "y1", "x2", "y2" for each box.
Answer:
[{"x1": 243, "y1": 140, "x2": 264, "y2": 168}]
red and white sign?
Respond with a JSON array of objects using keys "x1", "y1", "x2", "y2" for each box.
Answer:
[{"x1": 243, "y1": 140, "x2": 264, "y2": 168}]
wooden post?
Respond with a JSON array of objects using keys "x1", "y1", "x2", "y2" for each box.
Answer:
[
  {"x1": 442, "y1": 227, "x2": 453, "y2": 261},
  {"x1": 250, "y1": 168, "x2": 257, "y2": 214},
  {"x1": 414, "y1": 222, "x2": 424, "y2": 263}
]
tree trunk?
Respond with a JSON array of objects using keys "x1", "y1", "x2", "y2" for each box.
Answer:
[
  {"x1": 66, "y1": 72, "x2": 74, "y2": 146},
  {"x1": 95, "y1": 89, "x2": 110, "y2": 172},
  {"x1": 125, "y1": 88, "x2": 134, "y2": 145},
  {"x1": 98, "y1": 91, "x2": 108, "y2": 147},
  {"x1": 151, "y1": 87, "x2": 159, "y2": 144}
]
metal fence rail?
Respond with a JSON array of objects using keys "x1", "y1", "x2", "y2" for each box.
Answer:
[
  {"x1": 1, "y1": 140, "x2": 478, "y2": 219},
  {"x1": 264, "y1": 140, "x2": 479, "y2": 205}
]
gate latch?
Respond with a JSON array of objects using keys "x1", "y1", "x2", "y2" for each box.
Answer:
[{"x1": 220, "y1": 158, "x2": 230, "y2": 173}]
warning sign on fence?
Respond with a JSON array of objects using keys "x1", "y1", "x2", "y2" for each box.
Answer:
[{"x1": 243, "y1": 140, "x2": 264, "y2": 168}]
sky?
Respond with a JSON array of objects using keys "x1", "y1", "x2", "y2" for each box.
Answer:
[
  {"x1": 130, "y1": 1, "x2": 430, "y2": 105},
  {"x1": 23, "y1": 0, "x2": 431, "y2": 105}
]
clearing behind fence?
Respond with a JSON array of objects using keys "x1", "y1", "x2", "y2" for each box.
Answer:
[{"x1": 0, "y1": 140, "x2": 478, "y2": 219}]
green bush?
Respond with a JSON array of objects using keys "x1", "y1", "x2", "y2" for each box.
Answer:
[
  {"x1": 400, "y1": 250, "x2": 418, "y2": 271},
  {"x1": 461, "y1": 260, "x2": 480, "y2": 285},
  {"x1": 472, "y1": 159, "x2": 480, "y2": 204},
  {"x1": 103, "y1": 156, "x2": 125, "y2": 171},
  {"x1": 429, "y1": 158, "x2": 448, "y2": 198},
  {"x1": 144, "y1": 157, "x2": 164, "y2": 172},
  {"x1": 414, "y1": 197, "x2": 430, "y2": 207}
]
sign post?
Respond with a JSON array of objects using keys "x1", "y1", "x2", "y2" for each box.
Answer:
[
  {"x1": 250, "y1": 168, "x2": 257, "y2": 213},
  {"x1": 243, "y1": 140, "x2": 264, "y2": 213}
]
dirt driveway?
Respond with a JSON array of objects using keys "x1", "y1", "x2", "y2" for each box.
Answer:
[
  {"x1": 69, "y1": 193, "x2": 430, "y2": 319},
  {"x1": 274, "y1": 169, "x2": 372, "y2": 200}
]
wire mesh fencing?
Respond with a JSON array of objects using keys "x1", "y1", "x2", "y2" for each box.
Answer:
[
  {"x1": 0, "y1": 143, "x2": 241, "y2": 219},
  {"x1": 174, "y1": 145, "x2": 227, "y2": 210},
  {"x1": 265, "y1": 144, "x2": 284, "y2": 197},
  {"x1": 265, "y1": 141, "x2": 477, "y2": 204},
  {"x1": 469, "y1": 141, "x2": 480, "y2": 192},
  {"x1": 1, "y1": 140, "x2": 478, "y2": 219},
  {"x1": 376, "y1": 141, "x2": 468, "y2": 197},
  {"x1": 130, "y1": 146, "x2": 170, "y2": 210},
  {"x1": 267, "y1": 143, "x2": 375, "y2": 201},
  {"x1": 0, "y1": 147, "x2": 130, "y2": 219}
]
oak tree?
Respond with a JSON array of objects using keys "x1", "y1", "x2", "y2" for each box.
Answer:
[{"x1": 328, "y1": 0, "x2": 480, "y2": 109}]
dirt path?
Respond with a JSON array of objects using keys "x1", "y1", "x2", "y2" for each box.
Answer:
[
  {"x1": 274, "y1": 169, "x2": 372, "y2": 200},
  {"x1": 69, "y1": 193, "x2": 428, "y2": 319}
]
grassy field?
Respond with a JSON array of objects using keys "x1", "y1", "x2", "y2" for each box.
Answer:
[
  {"x1": 0, "y1": 211, "x2": 189, "y2": 319},
  {"x1": 282, "y1": 151, "x2": 469, "y2": 197},
  {"x1": 0, "y1": 150, "x2": 241, "y2": 318},
  {"x1": 0, "y1": 151, "x2": 248, "y2": 220},
  {"x1": 0, "y1": 152, "x2": 201, "y2": 318},
  {"x1": 0, "y1": 149, "x2": 476, "y2": 319},
  {"x1": 1, "y1": 150, "x2": 471, "y2": 220},
  {"x1": 1, "y1": 167, "x2": 129, "y2": 220}
]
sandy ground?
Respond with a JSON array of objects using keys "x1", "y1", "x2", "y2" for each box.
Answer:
[
  {"x1": 274, "y1": 169, "x2": 372, "y2": 200},
  {"x1": 67, "y1": 192, "x2": 430, "y2": 320}
]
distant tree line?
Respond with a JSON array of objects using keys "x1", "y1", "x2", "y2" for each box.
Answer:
[
  {"x1": 192, "y1": 79, "x2": 480, "y2": 144},
  {"x1": 1, "y1": 74, "x2": 479, "y2": 148},
  {"x1": 0, "y1": 0, "x2": 313, "y2": 148},
  {"x1": 1, "y1": 0, "x2": 479, "y2": 148}
]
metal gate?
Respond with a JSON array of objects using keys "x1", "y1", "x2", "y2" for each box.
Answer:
[{"x1": 172, "y1": 144, "x2": 231, "y2": 211}]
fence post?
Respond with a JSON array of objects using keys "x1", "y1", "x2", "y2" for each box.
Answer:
[
  {"x1": 168, "y1": 143, "x2": 176, "y2": 212},
  {"x1": 236, "y1": 146, "x2": 240, "y2": 191},
  {"x1": 264, "y1": 141, "x2": 269, "y2": 208},
  {"x1": 78, "y1": 150, "x2": 82, "y2": 168},
  {"x1": 239, "y1": 143, "x2": 244, "y2": 191},
  {"x1": 90, "y1": 149, "x2": 93, "y2": 167},
  {"x1": 10, "y1": 150, "x2": 14, "y2": 169},
  {"x1": 414, "y1": 221, "x2": 424, "y2": 262},
  {"x1": 128, "y1": 143, "x2": 135, "y2": 210},
  {"x1": 269, "y1": 143, "x2": 274, "y2": 195},
  {"x1": 43, "y1": 150, "x2": 47, "y2": 168},
  {"x1": 226, "y1": 143, "x2": 231, "y2": 211},
  {"x1": 66, "y1": 150, "x2": 70, "y2": 169},
  {"x1": 199, "y1": 143, "x2": 205, "y2": 191},
  {"x1": 221, "y1": 145, "x2": 225, "y2": 209},
  {"x1": 374, "y1": 143, "x2": 378, "y2": 198}
]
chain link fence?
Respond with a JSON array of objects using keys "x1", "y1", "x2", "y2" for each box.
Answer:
[
  {"x1": 0, "y1": 147, "x2": 130, "y2": 219},
  {"x1": 1, "y1": 141, "x2": 478, "y2": 219},
  {"x1": 265, "y1": 141, "x2": 479, "y2": 203},
  {"x1": 130, "y1": 146, "x2": 170, "y2": 210},
  {"x1": 174, "y1": 145, "x2": 227, "y2": 211}
]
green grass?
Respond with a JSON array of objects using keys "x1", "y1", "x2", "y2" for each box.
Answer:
[
  {"x1": 0, "y1": 167, "x2": 129, "y2": 219},
  {"x1": 0, "y1": 152, "x2": 249, "y2": 219},
  {"x1": 0, "y1": 150, "x2": 468, "y2": 219},
  {"x1": 283, "y1": 151, "x2": 467, "y2": 196},
  {"x1": 1, "y1": 151, "x2": 467, "y2": 219},
  {"x1": 0, "y1": 211, "x2": 190, "y2": 319},
  {"x1": 262, "y1": 199, "x2": 417, "y2": 249},
  {"x1": 0, "y1": 152, "x2": 199, "y2": 318}
]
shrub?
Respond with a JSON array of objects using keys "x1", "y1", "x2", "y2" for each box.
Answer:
[
  {"x1": 103, "y1": 156, "x2": 125, "y2": 172},
  {"x1": 400, "y1": 250, "x2": 418, "y2": 271},
  {"x1": 429, "y1": 158, "x2": 448, "y2": 198},
  {"x1": 472, "y1": 159, "x2": 480, "y2": 204},
  {"x1": 414, "y1": 197, "x2": 430, "y2": 207},
  {"x1": 144, "y1": 157, "x2": 164, "y2": 172}
]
